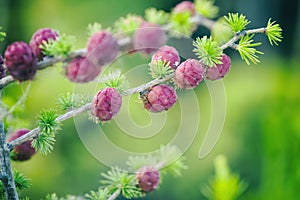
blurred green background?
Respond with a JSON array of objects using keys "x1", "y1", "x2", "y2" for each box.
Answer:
[{"x1": 1, "y1": 0, "x2": 300, "y2": 199}]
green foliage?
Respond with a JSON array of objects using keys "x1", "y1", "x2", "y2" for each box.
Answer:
[
  {"x1": 127, "y1": 145, "x2": 187, "y2": 176},
  {"x1": 87, "y1": 22, "x2": 102, "y2": 36},
  {"x1": 33, "y1": 110, "x2": 61, "y2": 154},
  {"x1": 14, "y1": 169, "x2": 32, "y2": 191},
  {"x1": 193, "y1": 36, "x2": 223, "y2": 66},
  {"x1": 170, "y1": 12, "x2": 195, "y2": 37},
  {"x1": 149, "y1": 60, "x2": 175, "y2": 79},
  {"x1": 158, "y1": 145, "x2": 187, "y2": 176},
  {"x1": 202, "y1": 155, "x2": 247, "y2": 200},
  {"x1": 98, "y1": 70, "x2": 129, "y2": 94},
  {"x1": 57, "y1": 93, "x2": 90, "y2": 111},
  {"x1": 32, "y1": 132, "x2": 56, "y2": 155},
  {"x1": 37, "y1": 110, "x2": 61, "y2": 134},
  {"x1": 114, "y1": 14, "x2": 142, "y2": 36},
  {"x1": 85, "y1": 188, "x2": 111, "y2": 200},
  {"x1": 265, "y1": 19, "x2": 283, "y2": 46},
  {"x1": 145, "y1": 8, "x2": 170, "y2": 25},
  {"x1": 237, "y1": 34, "x2": 263, "y2": 65},
  {"x1": 225, "y1": 13, "x2": 250, "y2": 33},
  {"x1": 0, "y1": 26, "x2": 6, "y2": 42},
  {"x1": 100, "y1": 167, "x2": 143, "y2": 199},
  {"x1": 41, "y1": 34, "x2": 75, "y2": 57},
  {"x1": 195, "y1": 0, "x2": 219, "y2": 19}
]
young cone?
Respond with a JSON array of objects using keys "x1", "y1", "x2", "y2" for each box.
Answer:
[
  {"x1": 136, "y1": 165, "x2": 160, "y2": 192},
  {"x1": 206, "y1": 54, "x2": 231, "y2": 80},
  {"x1": 141, "y1": 84, "x2": 177, "y2": 113},
  {"x1": 133, "y1": 21, "x2": 166, "y2": 54},
  {"x1": 150, "y1": 45, "x2": 180, "y2": 69},
  {"x1": 174, "y1": 59, "x2": 205, "y2": 89},
  {"x1": 29, "y1": 28, "x2": 59, "y2": 59},
  {"x1": 4, "y1": 41, "x2": 37, "y2": 81},
  {"x1": 173, "y1": 1, "x2": 196, "y2": 15},
  {"x1": 65, "y1": 56, "x2": 102, "y2": 83},
  {"x1": 86, "y1": 30, "x2": 119, "y2": 66},
  {"x1": 6, "y1": 129, "x2": 36, "y2": 161},
  {"x1": 91, "y1": 88, "x2": 122, "y2": 121}
]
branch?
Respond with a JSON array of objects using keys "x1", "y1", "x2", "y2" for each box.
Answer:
[
  {"x1": 220, "y1": 28, "x2": 266, "y2": 50},
  {"x1": 8, "y1": 103, "x2": 91, "y2": 149},
  {"x1": 7, "y1": 24, "x2": 270, "y2": 150}
]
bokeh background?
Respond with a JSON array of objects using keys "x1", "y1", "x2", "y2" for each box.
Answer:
[{"x1": 0, "y1": 0, "x2": 300, "y2": 199}]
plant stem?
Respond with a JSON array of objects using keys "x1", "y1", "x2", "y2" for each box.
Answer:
[
  {"x1": 8, "y1": 103, "x2": 91, "y2": 149},
  {"x1": 220, "y1": 28, "x2": 266, "y2": 50},
  {"x1": 108, "y1": 189, "x2": 121, "y2": 200},
  {"x1": 0, "y1": 91, "x2": 19, "y2": 200}
]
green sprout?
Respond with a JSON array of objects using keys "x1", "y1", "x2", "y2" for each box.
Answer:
[
  {"x1": 58, "y1": 93, "x2": 90, "y2": 111},
  {"x1": 265, "y1": 19, "x2": 283, "y2": 46},
  {"x1": 87, "y1": 22, "x2": 102, "y2": 36},
  {"x1": 100, "y1": 167, "x2": 143, "y2": 199},
  {"x1": 225, "y1": 13, "x2": 250, "y2": 33},
  {"x1": 41, "y1": 33, "x2": 75, "y2": 57},
  {"x1": 145, "y1": 8, "x2": 170, "y2": 25},
  {"x1": 37, "y1": 109, "x2": 61, "y2": 134},
  {"x1": 193, "y1": 36, "x2": 223, "y2": 66},
  {"x1": 14, "y1": 169, "x2": 32, "y2": 191},
  {"x1": 237, "y1": 34, "x2": 264, "y2": 65},
  {"x1": 98, "y1": 70, "x2": 129, "y2": 95},
  {"x1": 85, "y1": 188, "x2": 111, "y2": 200},
  {"x1": 149, "y1": 59, "x2": 175, "y2": 79},
  {"x1": 114, "y1": 14, "x2": 143, "y2": 36},
  {"x1": 32, "y1": 109, "x2": 61, "y2": 155},
  {"x1": 195, "y1": 0, "x2": 219, "y2": 19},
  {"x1": 202, "y1": 155, "x2": 247, "y2": 200},
  {"x1": 170, "y1": 12, "x2": 195, "y2": 37},
  {"x1": 0, "y1": 26, "x2": 6, "y2": 42},
  {"x1": 31, "y1": 132, "x2": 56, "y2": 155}
]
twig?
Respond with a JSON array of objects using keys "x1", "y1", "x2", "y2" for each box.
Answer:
[
  {"x1": 220, "y1": 28, "x2": 266, "y2": 50},
  {"x1": 8, "y1": 103, "x2": 91, "y2": 149}
]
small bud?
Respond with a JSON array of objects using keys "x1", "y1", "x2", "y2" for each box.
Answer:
[
  {"x1": 6, "y1": 129, "x2": 36, "y2": 161},
  {"x1": 174, "y1": 59, "x2": 205, "y2": 89},
  {"x1": 173, "y1": 1, "x2": 196, "y2": 16},
  {"x1": 87, "y1": 31, "x2": 119, "y2": 66},
  {"x1": 141, "y1": 84, "x2": 177, "y2": 113},
  {"x1": 136, "y1": 165, "x2": 160, "y2": 192},
  {"x1": 151, "y1": 45, "x2": 180, "y2": 69},
  {"x1": 4, "y1": 41, "x2": 37, "y2": 81},
  {"x1": 29, "y1": 28, "x2": 59, "y2": 59},
  {"x1": 133, "y1": 22, "x2": 166, "y2": 54},
  {"x1": 91, "y1": 88, "x2": 122, "y2": 121},
  {"x1": 65, "y1": 56, "x2": 102, "y2": 83},
  {"x1": 206, "y1": 54, "x2": 231, "y2": 80}
]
